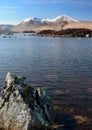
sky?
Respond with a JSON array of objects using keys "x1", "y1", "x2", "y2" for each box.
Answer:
[{"x1": 0, "y1": 0, "x2": 92, "y2": 25}]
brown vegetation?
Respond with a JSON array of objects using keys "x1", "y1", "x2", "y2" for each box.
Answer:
[{"x1": 37, "y1": 28, "x2": 92, "y2": 37}]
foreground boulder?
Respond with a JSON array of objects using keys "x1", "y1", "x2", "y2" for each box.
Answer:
[{"x1": 0, "y1": 72, "x2": 55, "y2": 130}]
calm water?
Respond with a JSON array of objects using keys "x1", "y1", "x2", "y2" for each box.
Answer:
[{"x1": 0, "y1": 34, "x2": 92, "y2": 128}]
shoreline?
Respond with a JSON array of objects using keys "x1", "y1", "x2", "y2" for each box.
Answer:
[{"x1": 37, "y1": 28, "x2": 92, "y2": 38}]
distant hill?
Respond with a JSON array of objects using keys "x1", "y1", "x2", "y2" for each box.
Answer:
[
  {"x1": 12, "y1": 15, "x2": 78, "y2": 32},
  {"x1": 0, "y1": 24, "x2": 14, "y2": 31}
]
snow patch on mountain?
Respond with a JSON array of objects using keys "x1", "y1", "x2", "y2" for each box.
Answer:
[
  {"x1": 23, "y1": 18, "x2": 41, "y2": 23},
  {"x1": 41, "y1": 18, "x2": 52, "y2": 22},
  {"x1": 52, "y1": 15, "x2": 78, "y2": 22}
]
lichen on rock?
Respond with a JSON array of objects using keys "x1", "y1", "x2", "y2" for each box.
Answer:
[{"x1": 0, "y1": 72, "x2": 55, "y2": 130}]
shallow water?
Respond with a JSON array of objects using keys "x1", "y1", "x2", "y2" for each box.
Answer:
[{"x1": 0, "y1": 34, "x2": 92, "y2": 129}]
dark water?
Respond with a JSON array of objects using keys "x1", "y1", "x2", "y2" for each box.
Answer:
[{"x1": 0, "y1": 34, "x2": 92, "y2": 129}]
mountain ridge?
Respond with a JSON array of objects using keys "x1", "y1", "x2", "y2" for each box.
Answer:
[
  {"x1": 12, "y1": 15, "x2": 79, "y2": 32},
  {"x1": 22, "y1": 15, "x2": 78, "y2": 23}
]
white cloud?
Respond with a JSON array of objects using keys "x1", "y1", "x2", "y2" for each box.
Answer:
[
  {"x1": 21, "y1": 0, "x2": 37, "y2": 4},
  {"x1": 21, "y1": 0, "x2": 64, "y2": 4},
  {"x1": 75, "y1": 0, "x2": 92, "y2": 6},
  {"x1": 0, "y1": 20, "x2": 20, "y2": 25},
  {"x1": 20, "y1": 0, "x2": 92, "y2": 6},
  {"x1": 0, "y1": 6, "x2": 19, "y2": 9}
]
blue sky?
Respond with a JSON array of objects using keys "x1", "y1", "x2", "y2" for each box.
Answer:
[{"x1": 0, "y1": 0, "x2": 92, "y2": 25}]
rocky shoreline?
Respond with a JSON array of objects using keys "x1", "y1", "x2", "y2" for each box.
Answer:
[{"x1": 0, "y1": 72, "x2": 55, "y2": 130}]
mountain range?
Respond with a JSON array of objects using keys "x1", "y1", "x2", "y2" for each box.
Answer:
[
  {"x1": 0, "y1": 15, "x2": 92, "y2": 33},
  {"x1": 12, "y1": 15, "x2": 78, "y2": 32}
]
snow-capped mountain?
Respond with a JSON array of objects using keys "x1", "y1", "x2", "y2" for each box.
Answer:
[
  {"x1": 23, "y1": 15, "x2": 78, "y2": 23},
  {"x1": 12, "y1": 15, "x2": 78, "y2": 32}
]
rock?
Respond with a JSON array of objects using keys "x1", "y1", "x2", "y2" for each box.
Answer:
[{"x1": 0, "y1": 72, "x2": 55, "y2": 130}]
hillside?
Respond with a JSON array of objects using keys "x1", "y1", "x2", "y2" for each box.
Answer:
[{"x1": 63, "y1": 21, "x2": 92, "y2": 30}]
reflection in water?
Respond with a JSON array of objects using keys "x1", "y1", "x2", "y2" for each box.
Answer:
[{"x1": 0, "y1": 34, "x2": 92, "y2": 129}]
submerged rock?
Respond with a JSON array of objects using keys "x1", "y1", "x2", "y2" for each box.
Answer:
[{"x1": 0, "y1": 72, "x2": 55, "y2": 130}]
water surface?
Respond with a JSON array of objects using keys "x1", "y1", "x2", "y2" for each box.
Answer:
[{"x1": 0, "y1": 34, "x2": 92, "y2": 129}]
